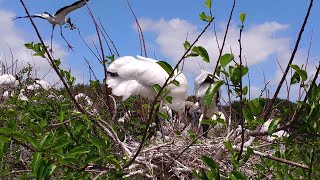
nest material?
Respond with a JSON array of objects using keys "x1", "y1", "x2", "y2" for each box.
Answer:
[{"x1": 122, "y1": 128, "x2": 264, "y2": 179}]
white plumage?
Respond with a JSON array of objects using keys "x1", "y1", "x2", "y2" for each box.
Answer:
[
  {"x1": 18, "y1": 89, "x2": 28, "y2": 101},
  {"x1": 14, "y1": 0, "x2": 89, "y2": 49},
  {"x1": 27, "y1": 79, "x2": 51, "y2": 91},
  {"x1": 195, "y1": 70, "x2": 220, "y2": 118},
  {"x1": 261, "y1": 119, "x2": 289, "y2": 142},
  {"x1": 0, "y1": 74, "x2": 19, "y2": 89},
  {"x1": 75, "y1": 93, "x2": 93, "y2": 106},
  {"x1": 195, "y1": 70, "x2": 221, "y2": 137},
  {"x1": 107, "y1": 55, "x2": 188, "y2": 113}
]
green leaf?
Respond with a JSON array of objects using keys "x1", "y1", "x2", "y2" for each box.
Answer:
[
  {"x1": 201, "y1": 155, "x2": 219, "y2": 170},
  {"x1": 25, "y1": 42, "x2": 34, "y2": 49},
  {"x1": 68, "y1": 146, "x2": 90, "y2": 156},
  {"x1": 183, "y1": 41, "x2": 191, "y2": 50},
  {"x1": 52, "y1": 136, "x2": 70, "y2": 150},
  {"x1": 220, "y1": 54, "x2": 234, "y2": 67},
  {"x1": 243, "y1": 86, "x2": 248, "y2": 95},
  {"x1": 157, "y1": 61, "x2": 173, "y2": 75},
  {"x1": 290, "y1": 72, "x2": 300, "y2": 84},
  {"x1": 26, "y1": 135, "x2": 40, "y2": 149},
  {"x1": 248, "y1": 98, "x2": 262, "y2": 115},
  {"x1": 157, "y1": 111, "x2": 170, "y2": 120},
  {"x1": 32, "y1": 152, "x2": 42, "y2": 173},
  {"x1": 230, "y1": 170, "x2": 247, "y2": 179},
  {"x1": 54, "y1": 59, "x2": 61, "y2": 67},
  {"x1": 106, "y1": 155, "x2": 122, "y2": 169},
  {"x1": 242, "y1": 108, "x2": 255, "y2": 124},
  {"x1": 171, "y1": 79, "x2": 180, "y2": 86},
  {"x1": 0, "y1": 128, "x2": 13, "y2": 135},
  {"x1": 290, "y1": 64, "x2": 300, "y2": 71},
  {"x1": 296, "y1": 69, "x2": 307, "y2": 81},
  {"x1": 192, "y1": 46, "x2": 210, "y2": 63},
  {"x1": 242, "y1": 66, "x2": 249, "y2": 77},
  {"x1": 268, "y1": 118, "x2": 281, "y2": 135},
  {"x1": 39, "y1": 134, "x2": 49, "y2": 149},
  {"x1": 152, "y1": 84, "x2": 161, "y2": 94},
  {"x1": 204, "y1": 81, "x2": 224, "y2": 108},
  {"x1": 224, "y1": 140, "x2": 233, "y2": 151},
  {"x1": 165, "y1": 95, "x2": 173, "y2": 104},
  {"x1": 205, "y1": 0, "x2": 212, "y2": 9},
  {"x1": 199, "y1": 12, "x2": 208, "y2": 21},
  {"x1": 240, "y1": 13, "x2": 246, "y2": 24}
]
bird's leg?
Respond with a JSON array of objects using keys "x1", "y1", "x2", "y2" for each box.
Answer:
[
  {"x1": 60, "y1": 25, "x2": 74, "y2": 52},
  {"x1": 50, "y1": 26, "x2": 55, "y2": 53}
]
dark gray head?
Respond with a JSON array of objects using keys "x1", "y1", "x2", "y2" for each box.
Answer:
[
  {"x1": 66, "y1": 17, "x2": 72, "y2": 25},
  {"x1": 188, "y1": 104, "x2": 201, "y2": 131}
]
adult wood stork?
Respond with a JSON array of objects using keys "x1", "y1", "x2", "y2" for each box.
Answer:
[
  {"x1": 13, "y1": 0, "x2": 89, "y2": 50},
  {"x1": 106, "y1": 55, "x2": 188, "y2": 139},
  {"x1": 0, "y1": 74, "x2": 19, "y2": 89},
  {"x1": 27, "y1": 79, "x2": 51, "y2": 91},
  {"x1": 195, "y1": 70, "x2": 221, "y2": 137}
]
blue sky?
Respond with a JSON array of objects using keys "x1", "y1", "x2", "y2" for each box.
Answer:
[{"x1": 0, "y1": 0, "x2": 319, "y2": 101}]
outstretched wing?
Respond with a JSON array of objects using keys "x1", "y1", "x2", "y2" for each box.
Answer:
[
  {"x1": 54, "y1": 0, "x2": 89, "y2": 17},
  {"x1": 12, "y1": 12, "x2": 52, "y2": 21}
]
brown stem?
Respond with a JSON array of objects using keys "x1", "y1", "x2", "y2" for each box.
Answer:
[
  {"x1": 127, "y1": 0, "x2": 147, "y2": 57},
  {"x1": 213, "y1": 0, "x2": 237, "y2": 75},
  {"x1": 237, "y1": 25, "x2": 245, "y2": 161},
  {"x1": 263, "y1": 0, "x2": 314, "y2": 121}
]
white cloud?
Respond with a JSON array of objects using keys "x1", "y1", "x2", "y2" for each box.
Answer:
[
  {"x1": 0, "y1": 9, "x2": 69, "y2": 87},
  {"x1": 139, "y1": 18, "x2": 290, "y2": 73},
  {"x1": 138, "y1": 18, "x2": 318, "y2": 100}
]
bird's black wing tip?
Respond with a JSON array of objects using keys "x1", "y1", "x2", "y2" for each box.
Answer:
[{"x1": 107, "y1": 71, "x2": 118, "y2": 77}]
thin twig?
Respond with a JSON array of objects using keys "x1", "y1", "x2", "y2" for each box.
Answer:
[
  {"x1": 233, "y1": 146, "x2": 310, "y2": 169},
  {"x1": 127, "y1": 0, "x2": 147, "y2": 57},
  {"x1": 213, "y1": 0, "x2": 237, "y2": 75},
  {"x1": 263, "y1": 0, "x2": 314, "y2": 121}
]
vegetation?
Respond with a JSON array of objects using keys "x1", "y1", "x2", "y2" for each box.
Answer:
[{"x1": 0, "y1": 0, "x2": 319, "y2": 179}]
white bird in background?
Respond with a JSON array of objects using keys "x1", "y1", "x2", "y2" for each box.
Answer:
[
  {"x1": 27, "y1": 79, "x2": 51, "y2": 91},
  {"x1": 107, "y1": 55, "x2": 188, "y2": 140},
  {"x1": 107, "y1": 56, "x2": 188, "y2": 112},
  {"x1": 18, "y1": 89, "x2": 28, "y2": 101},
  {"x1": 0, "y1": 74, "x2": 19, "y2": 89},
  {"x1": 260, "y1": 119, "x2": 289, "y2": 142},
  {"x1": 13, "y1": 0, "x2": 89, "y2": 50},
  {"x1": 75, "y1": 93, "x2": 93, "y2": 106},
  {"x1": 195, "y1": 70, "x2": 221, "y2": 137}
]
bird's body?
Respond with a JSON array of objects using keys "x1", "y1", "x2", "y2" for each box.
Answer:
[
  {"x1": 18, "y1": 89, "x2": 28, "y2": 101},
  {"x1": 75, "y1": 93, "x2": 93, "y2": 106},
  {"x1": 107, "y1": 55, "x2": 188, "y2": 141},
  {"x1": 195, "y1": 70, "x2": 221, "y2": 137},
  {"x1": 27, "y1": 79, "x2": 51, "y2": 91},
  {"x1": 0, "y1": 74, "x2": 19, "y2": 89},
  {"x1": 107, "y1": 56, "x2": 188, "y2": 112},
  {"x1": 13, "y1": 0, "x2": 89, "y2": 50},
  {"x1": 261, "y1": 119, "x2": 289, "y2": 142}
]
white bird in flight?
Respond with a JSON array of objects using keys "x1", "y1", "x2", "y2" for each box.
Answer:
[{"x1": 13, "y1": 0, "x2": 89, "y2": 50}]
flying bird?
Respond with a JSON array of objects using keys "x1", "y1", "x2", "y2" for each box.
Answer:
[
  {"x1": 195, "y1": 70, "x2": 221, "y2": 137},
  {"x1": 13, "y1": 0, "x2": 89, "y2": 50},
  {"x1": 106, "y1": 55, "x2": 188, "y2": 141}
]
